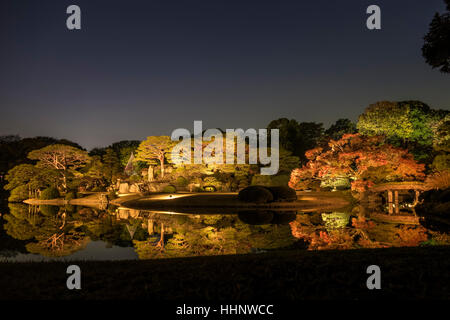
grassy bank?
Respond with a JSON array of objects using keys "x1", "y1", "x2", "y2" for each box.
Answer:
[{"x1": 1, "y1": 246, "x2": 449, "y2": 300}]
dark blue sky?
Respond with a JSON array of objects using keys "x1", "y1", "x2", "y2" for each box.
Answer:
[{"x1": 0, "y1": 0, "x2": 449, "y2": 150}]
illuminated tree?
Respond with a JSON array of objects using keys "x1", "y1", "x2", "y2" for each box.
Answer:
[
  {"x1": 357, "y1": 101, "x2": 448, "y2": 162},
  {"x1": 27, "y1": 144, "x2": 90, "y2": 190},
  {"x1": 102, "y1": 148, "x2": 122, "y2": 182},
  {"x1": 289, "y1": 134, "x2": 426, "y2": 192},
  {"x1": 136, "y1": 136, "x2": 175, "y2": 179}
]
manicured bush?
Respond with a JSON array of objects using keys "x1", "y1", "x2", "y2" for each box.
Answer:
[
  {"x1": 267, "y1": 186, "x2": 297, "y2": 202},
  {"x1": 162, "y1": 185, "x2": 177, "y2": 193},
  {"x1": 8, "y1": 185, "x2": 29, "y2": 202},
  {"x1": 251, "y1": 175, "x2": 272, "y2": 186},
  {"x1": 40, "y1": 187, "x2": 60, "y2": 200},
  {"x1": 175, "y1": 176, "x2": 188, "y2": 187},
  {"x1": 203, "y1": 176, "x2": 221, "y2": 189},
  {"x1": 238, "y1": 186, "x2": 274, "y2": 203},
  {"x1": 65, "y1": 191, "x2": 77, "y2": 200}
]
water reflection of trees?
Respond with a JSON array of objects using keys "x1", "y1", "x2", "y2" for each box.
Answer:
[
  {"x1": 134, "y1": 213, "x2": 296, "y2": 260},
  {"x1": 4, "y1": 204, "x2": 88, "y2": 257},
  {"x1": 289, "y1": 209, "x2": 449, "y2": 250},
  {"x1": 2, "y1": 204, "x2": 450, "y2": 259}
]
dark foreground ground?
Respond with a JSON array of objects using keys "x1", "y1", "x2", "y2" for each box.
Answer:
[{"x1": 0, "y1": 246, "x2": 449, "y2": 300}]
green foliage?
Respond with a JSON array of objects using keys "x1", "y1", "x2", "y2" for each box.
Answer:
[
  {"x1": 251, "y1": 174, "x2": 290, "y2": 187},
  {"x1": 319, "y1": 176, "x2": 351, "y2": 190},
  {"x1": 238, "y1": 186, "x2": 274, "y2": 203},
  {"x1": 4, "y1": 164, "x2": 38, "y2": 191},
  {"x1": 136, "y1": 136, "x2": 175, "y2": 179},
  {"x1": 162, "y1": 185, "x2": 177, "y2": 193},
  {"x1": 40, "y1": 187, "x2": 60, "y2": 200},
  {"x1": 102, "y1": 148, "x2": 122, "y2": 182},
  {"x1": 27, "y1": 144, "x2": 90, "y2": 190},
  {"x1": 422, "y1": 4, "x2": 450, "y2": 73},
  {"x1": 8, "y1": 185, "x2": 29, "y2": 202},
  {"x1": 175, "y1": 176, "x2": 188, "y2": 187},
  {"x1": 321, "y1": 212, "x2": 351, "y2": 230},
  {"x1": 432, "y1": 154, "x2": 450, "y2": 171},
  {"x1": 278, "y1": 148, "x2": 300, "y2": 175},
  {"x1": 203, "y1": 176, "x2": 221, "y2": 189},
  {"x1": 129, "y1": 174, "x2": 141, "y2": 183},
  {"x1": 357, "y1": 101, "x2": 414, "y2": 140},
  {"x1": 357, "y1": 100, "x2": 448, "y2": 163},
  {"x1": 267, "y1": 118, "x2": 324, "y2": 163},
  {"x1": 325, "y1": 119, "x2": 357, "y2": 140}
]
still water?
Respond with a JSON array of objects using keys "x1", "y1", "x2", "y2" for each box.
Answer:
[{"x1": 0, "y1": 203, "x2": 448, "y2": 262}]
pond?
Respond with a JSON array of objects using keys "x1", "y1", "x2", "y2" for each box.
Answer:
[{"x1": 0, "y1": 203, "x2": 449, "y2": 262}]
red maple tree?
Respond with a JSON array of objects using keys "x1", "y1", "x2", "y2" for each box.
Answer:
[{"x1": 289, "y1": 134, "x2": 425, "y2": 192}]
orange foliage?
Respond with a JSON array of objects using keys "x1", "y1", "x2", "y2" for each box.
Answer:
[
  {"x1": 289, "y1": 133, "x2": 425, "y2": 191},
  {"x1": 394, "y1": 226, "x2": 428, "y2": 247},
  {"x1": 351, "y1": 216, "x2": 375, "y2": 230}
]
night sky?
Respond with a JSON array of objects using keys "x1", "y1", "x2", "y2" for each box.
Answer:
[{"x1": 0, "y1": 0, "x2": 449, "y2": 150}]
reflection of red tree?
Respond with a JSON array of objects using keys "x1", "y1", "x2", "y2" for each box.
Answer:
[
  {"x1": 351, "y1": 216, "x2": 375, "y2": 230},
  {"x1": 394, "y1": 226, "x2": 428, "y2": 247},
  {"x1": 290, "y1": 216, "x2": 385, "y2": 250}
]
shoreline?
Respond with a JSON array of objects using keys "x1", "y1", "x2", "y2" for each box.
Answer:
[
  {"x1": 112, "y1": 191, "x2": 352, "y2": 212},
  {"x1": 20, "y1": 191, "x2": 353, "y2": 212}
]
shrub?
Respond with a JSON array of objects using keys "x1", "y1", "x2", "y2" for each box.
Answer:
[
  {"x1": 40, "y1": 187, "x2": 60, "y2": 200},
  {"x1": 8, "y1": 185, "x2": 29, "y2": 202},
  {"x1": 162, "y1": 185, "x2": 177, "y2": 193},
  {"x1": 194, "y1": 187, "x2": 204, "y2": 192},
  {"x1": 251, "y1": 175, "x2": 290, "y2": 187},
  {"x1": 251, "y1": 175, "x2": 272, "y2": 186},
  {"x1": 203, "y1": 185, "x2": 217, "y2": 192},
  {"x1": 175, "y1": 176, "x2": 188, "y2": 187},
  {"x1": 238, "y1": 186, "x2": 274, "y2": 203},
  {"x1": 65, "y1": 191, "x2": 77, "y2": 200},
  {"x1": 92, "y1": 186, "x2": 106, "y2": 192},
  {"x1": 130, "y1": 174, "x2": 141, "y2": 183},
  {"x1": 203, "y1": 176, "x2": 221, "y2": 188},
  {"x1": 425, "y1": 170, "x2": 450, "y2": 190},
  {"x1": 267, "y1": 186, "x2": 297, "y2": 202}
]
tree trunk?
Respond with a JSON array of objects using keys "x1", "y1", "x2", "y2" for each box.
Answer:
[
  {"x1": 147, "y1": 165, "x2": 154, "y2": 182},
  {"x1": 160, "y1": 155, "x2": 165, "y2": 178},
  {"x1": 62, "y1": 172, "x2": 67, "y2": 190}
]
